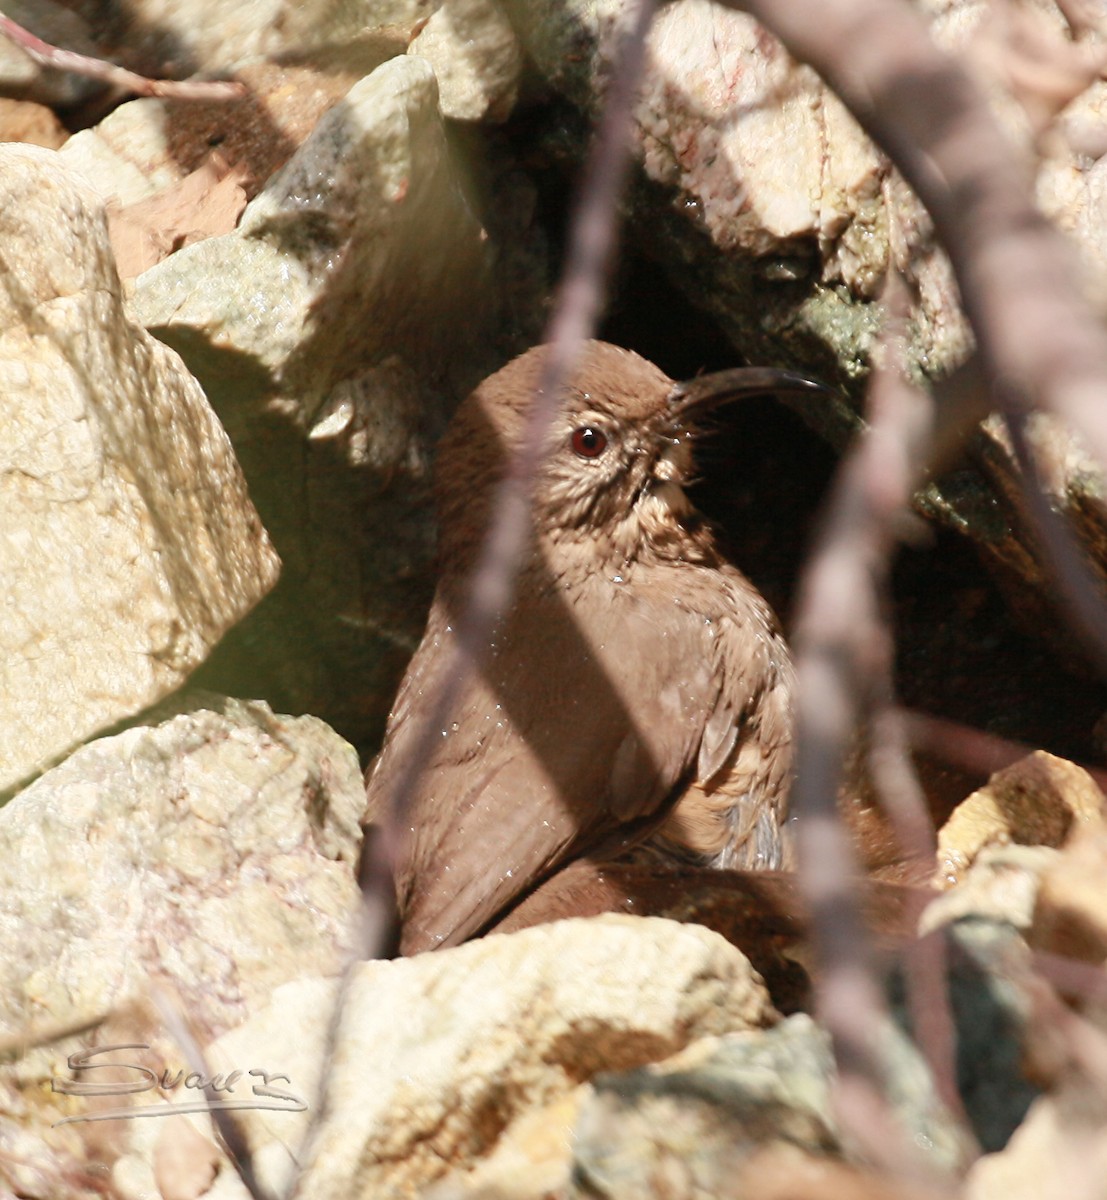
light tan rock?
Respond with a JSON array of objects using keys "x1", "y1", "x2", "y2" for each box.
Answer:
[
  {"x1": 134, "y1": 54, "x2": 491, "y2": 415},
  {"x1": 935, "y1": 751, "x2": 1104, "y2": 888},
  {"x1": 0, "y1": 97, "x2": 67, "y2": 148},
  {"x1": 966, "y1": 1088, "x2": 1107, "y2": 1200},
  {"x1": 59, "y1": 99, "x2": 186, "y2": 207},
  {"x1": 0, "y1": 698, "x2": 362, "y2": 1198},
  {"x1": 0, "y1": 145, "x2": 280, "y2": 794},
  {"x1": 410, "y1": 0, "x2": 523, "y2": 122},
  {"x1": 1032, "y1": 821, "x2": 1107, "y2": 965},
  {"x1": 0, "y1": 698, "x2": 363, "y2": 1041},
  {"x1": 922, "y1": 843, "x2": 1060, "y2": 935},
  {"x1": 107, "y1": 0, "x2": 434, "y2": 78},
  {"x1": 129, "y1": 54, "x2": 521, "y2": 744},
  {"x1": 163, "y1": 916, "x2": 775, "y2": 1199}
]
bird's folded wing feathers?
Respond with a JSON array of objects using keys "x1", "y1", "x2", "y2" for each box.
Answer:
[{"x1": 377, "y1": 588, "x2": 766, "y2": 953}]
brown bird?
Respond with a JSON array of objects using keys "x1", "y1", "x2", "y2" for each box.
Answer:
[{"x1": 364, "y1": 340, "x2": 828, "y2": 955}]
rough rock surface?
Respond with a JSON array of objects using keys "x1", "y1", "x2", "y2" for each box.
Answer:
[
  {"x1": 936, "y1": 750, "x2": 1105, "y2": 888},
  {"x1": 571, "y1": 1014, "x2": 969, "y2": 1195},
  {"x1": 966, "y1": 1080, "x2": 1107, "y2": 1200},
  {"x1": 409, "y1": 0, "x2": 524, "y2": 122},
  {"x1": 1032, "y1": 821, "x2": 1107, "y2": 965},
  {"x1": 0, "y1": 144, "x2": 279, "y2": 794},
  {"x1": 133, "y1": 54, "x2": 542, "y2": 751},
  {"x1": 0, "y1": 697, "x2": 363, "y2": 1200},
  {"x1": 134, "y1": 55, "x2": 491, "y2": 405},
  {"x1": 105, "y1": 0, "x2": 434, "y2": 79},
  {"x1": 108, "y1": 916, "x2": 775, "y2": 1199},
  {"x1": 59, "y1": 98, "x2": 190, "y2": 207},
  {"x1": 0, "y1": 697, "x2": 363, "y2": 1041}
]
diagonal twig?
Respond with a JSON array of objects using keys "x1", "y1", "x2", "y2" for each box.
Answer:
[
  {"x1": 0, "y1": 11, "x2": 246, "y2": 100},
  {"x1": 371, "y1": 0, "x2": 660, "y2": 944}
]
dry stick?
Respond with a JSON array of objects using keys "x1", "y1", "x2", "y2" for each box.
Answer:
[
  {"x1": 373, "y1": 0, "x2": 659, "y2": 930},
  {"x1": 718, "y1": 0, "x2": 1107, "y2": 485},
  {"x1": 0, "y1": 11, "x2": 246, "y2": 100},
  {"x1": 290, "y1": 7, "x2": 658, "y2": 1198},
  {"x1": 717, "y1": 0, "x2": 1107, "y2": 1147},
  {"x1": 902, "y1": 708, "x2": 1107, "y2": 793},
  {"x1": 1003, "y1": 405, "x2": 1107, "y2": 678},
  {"x1": 788, "y1": 315, "x2": 963, "y2": 1169},
  {"x1": 868, "y1": 702, "x2": 968, "y2": 1134},
  {"x1": 154, "y1": 989, "x2": 274, "y2": 1200},
  {"x1": 859, "y1": 308, "x2": 961, "y2": 1128}
]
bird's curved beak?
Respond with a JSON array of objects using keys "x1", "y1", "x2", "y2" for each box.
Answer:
[{"x1": 668, "y1": 367, "x2": 833, "y2": 423}]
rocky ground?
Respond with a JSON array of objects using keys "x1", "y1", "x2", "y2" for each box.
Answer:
[{"x1": 4, "y1": 1, "x2": 1107, "y2": 1198}]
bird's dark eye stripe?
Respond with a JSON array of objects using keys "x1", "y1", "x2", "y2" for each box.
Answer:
[{"x1": 571, "y1": 426, "x2": 608, "y2": 458}]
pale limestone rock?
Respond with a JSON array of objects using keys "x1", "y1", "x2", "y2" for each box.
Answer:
[
  {"x1": 571, "y1": 1014, "x2": 971, "y2": 1191},
  {"x1": 1032, "y1": 822, "x2": 1107, "y2": 965},
  {"x1": 935, "y1": 751, "x2": 1105, "y2": 889},
  {"x1": 145, "y1": 917, "x2": 775, "y2": 1199},
  {"x1": 966, "y1": 1089, "x2": 1107, "y2": 1200},
  {"x1": 108, "y1": 0, "x2": 435, "y2": 76},
  {"x1": 0, "y1": 145, "x2": 280, "y2": 793},
  {"x1": 302, "y1": 916, "x2": 774, "y2": 1198},
  {"x1": 59, "y1": 99, "x2": 183, "y2": 207},
  {"x1": 922, "y1": 843, "x2": 1060, "y2": 935},
  {"x1": 409, "y1": 0, "x2": 523, "y2": 122},
  {"x1": 134, "y1": 54, "x2": 491, "y2": 413},
  {"x1": 0, "y1": 698, "x2": 363, "y2": 1042},
  {"x1": 129, "y1": 54, "x2": 513, "y2": 742}
]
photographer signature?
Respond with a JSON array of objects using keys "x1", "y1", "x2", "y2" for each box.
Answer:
[{"x1": 51, "y1": 1043, "x2": 307, "y2": 1126}]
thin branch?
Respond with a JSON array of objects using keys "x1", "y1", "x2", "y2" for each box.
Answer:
[
  {"x1": 902, "y1": 709, "x2": 1107, "y2": 794},
  {"x1": 153, "y1": 989, "x2": 274, "y2": 1200},
  {"x1": 0, "y1": 11, "x2": 246, "y2": 100},
  {"x1": 1003, "y1": 406, "x2": 1107, "y2": 678},
  {"x1": 717, "y1": 0, "x2": 1107, "y2": 488},
  {"x1": 787, "y1": 295, "x2": 968, "y2": 1165},
  {"x1": 373, "y1": 0, "x2": 659, "y2": 934}
]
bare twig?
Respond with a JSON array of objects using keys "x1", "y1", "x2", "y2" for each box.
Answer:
[
  {"x1": 0, "y1": 11, "x2": 246, "y2": 100},
  {"x1": 787, "y1": 293, "x2": 970, "y2": 1164},
  {"x1": 717, "y1": 0, "x2": 1107, "y2": 485},
  {"x1": 154, "y1": 990, "x2": 274, "y2": 1200},
  {"x1": 374, "y1": 0, "x2": 659, "y2": 935},
  {"x1": 901, "y1": 709, "x2": 1107, "y2": 794}
]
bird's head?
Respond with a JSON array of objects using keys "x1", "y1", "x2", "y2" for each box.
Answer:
[{"x1": 434, "y1": 340, "x2": 829, "y2": 574}]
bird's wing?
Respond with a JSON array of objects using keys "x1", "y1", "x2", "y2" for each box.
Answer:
[{"x1": 366, "y1": 576, "x2": 770, "y2": 954}]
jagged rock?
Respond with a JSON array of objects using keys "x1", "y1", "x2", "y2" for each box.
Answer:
[
  {"x1": 1031, "y1": 821, "x2": 1107, "y2": 967},
  {"x1": 0, "y1": 97, "x2": 67, "y2": 148},
  {"x1": 132, "y1": 55, "x2": 543, "y2": 751},
  {"x1": 569, "y1": 1014, "x2": 969, "y2": 1197},
  {"x1": 95, "y1": 917, "x2": 775, "y2": 1198},
  {"x1": 104, "y1": 0, "x2": 434, "y2": 79},
  {"x1": 0, "y1": 144, "x2": 279, "y2": 794},
  {"x1": 0, "y1": 697, "x2": 363, "y2": 1041},
  {"x1": 965, "y1": 1079, "x2": 1107, "y2": 1200},
  {"x1": 135, "y1": 56, "x2": 492, "y2": 404},
  {"x1": 59, "y1": 98, "x2": 189, "y2": 207},
  {"x1": 0, "y1": 697, "x2": 363, "y2": 1199},
  {"x1": 60, "y1": 61, "x2": 370, "y2": 216},
  {"x1": 409, "y1": 0, "x2": 524, "y2": 122},
  {"x1": 936, "y1": 750, "x2": 1105, "y2": 888}
]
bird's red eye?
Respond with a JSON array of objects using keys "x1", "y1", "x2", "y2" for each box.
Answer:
[{"x1": 571, "y1": 426, "x2": 608, "y2": 458}]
